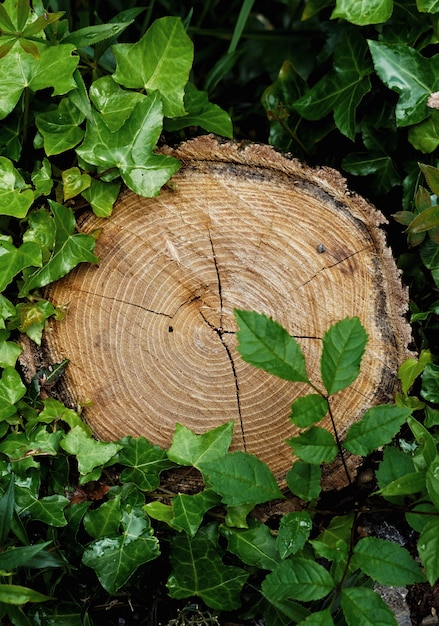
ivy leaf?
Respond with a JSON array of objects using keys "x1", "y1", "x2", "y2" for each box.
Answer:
[
  {"x1": 167, "y1": 530, "x2": 248, "y2": 610},
  {"x1": 331, "y1": 0, "x2": 393, "y2": 25},
  {"x1": 289, "y1": 394, "x2": 328, "y2": 428},
  {"x1": 35, "y1": 99, "x2": 85, "y2": 156},
  {"x1": 19, "y1": 201, "x2": 98, "y2": 297},
  {"x1": 0, "y1": 157, "x2": 34, "y2": 218},
  {"x1": 343, "y1": 405, "x2": 412, "y2": 456},
  {"x1": 294, "y1": 28, "x2": 372, "y2": 140},
  {"x1": 321, "y1": 317, "x2": 368, "y2": 395},
  {"x1": 0, "y1": 367, "x2": 26, "y2": 421},
  {"x1": 221, "y1": 519, "x2": 281, "y2": 570},
  {"x1": 408, "y1": 109, "x2": 439, "y2": 153},
  {"x1": 368, "y1": 40, "x2": 439, "y2": 127},
  {"x1": 277, "y1": 511, "x2": 313, "y2": 559},
  {"x1": 60, "y1": 426, "x2": 121, "y2": 480},
  {"x1": 0, "y1": 42, "x2": 78, "y2": 120},
  {"x1": 83, "y1": 496, "x2": 123, "y2": 539},
  {"x1": 14, "y1": 489, "x2": 69, "y2": 527},
  {"x1": 352, "y1": 536, "x2": 425, "y2": 585},
  {"x1": 262, "y1": 557, "x2": 335, "y2": 603},
  {"x1": 89, "y1": 76, "x2": 144, "y2": 132},
  {"x1": 172, "y1": 489, "x2": 222, "y2": 537},
  {"x1": 201, "y1": 451, "x2": 284, "y2": 507},
  {"x1": 418, "y1": 518, "x2": 439, "y2": 585},
  {"x1": 287, "y1": 426, "x2": 337, "y2": 464},
  {"x1": 112, "y1": 16, "x2": 194, "y2": 118},
  {"x1": 82, "y1": 179, "x2": 121, "y2": 218},
  {"x1": 341, "y1": 587, "x2": 398, "y2": 626},
  {"x1": 0, "y1": 331, "x2": 21, "y2": 367},
  {"x1": 118, "y1": 436, "x2": 174, "y2": 491},
  {"x1": 421, "y1": 363, "x2": 439, "y2": 403},
  {"x1": 76, "y1": 93, "x2": 180, "y2": 198},
  {"x1": 167, "y1": 422, "x2": 234, "y2": 471},
  {"x1": 286, "y1": 461, "x2": 321, "y2": 501},
  {"x1": 62, "y1": 167, "x2": 91, "y2": 201},
  {"x1": 82, "y1": 506, "x2": 160, "y2": 594},
  {"x1": 234, "y1": 309, "x2": 309, "y2": 383},
  {"x1": 31, "y1": 159, "x2": 53, "y2": 199}
]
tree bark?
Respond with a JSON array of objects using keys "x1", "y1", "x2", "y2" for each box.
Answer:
[{"x1": 35, "y1": 136, "x2": 412, "y2": 486}]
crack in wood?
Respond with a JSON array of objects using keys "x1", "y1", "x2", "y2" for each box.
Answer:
[{"x1": 299, "y1": 246, "x2": 371, "y2": 289}]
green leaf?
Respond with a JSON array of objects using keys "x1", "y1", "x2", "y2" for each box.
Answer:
[
  {"x1": 294, "y1": 28, "x2": 372, "y2": 140},
  {"x1": 408, "y1": 205, "x2": 439, "y2": 234},
  {"x1": 408, "y1": 110, "x2": 439, "y2": 153},
  {"x1": 262, "y1": 557, "x2": 335, "y2": 603},
  {"x1": 62, "y1": 167, "x2": 91, "y2": 201},
  {"x1": 341, "y1": 587, "x2": 398, "y2": 626},
  {"x1": 0, "y1": 239, "x2": 41, "y2": 292},
  {"x1": 311, "y1": 514, "x2": 353, "y2": 564},
  {"x1": 61, "y1": 22, "x2": 134, "y2": 48},
  {"x1": 352, "y1": 536, "x2": 425, "y2": 585},
  {"x1": 234, "y1": 309, "x2": 309, "y2": 383},
  {"x1": 167, "y1": 422, "x2": 234, "y2": 471},
  {"x1": 112, "y1": 16, "x2": 194, "y2": 118},
  {"x1": 89, "y1": 76, "x2": 144, "y2": 132},
  {"x1": 0, "y1": 42, "x2": 78, "y2": 120},
  {"x1": 221, "y1": 519, "x2": 281, "y2": 570},
  {"x1": 167, "y1": 530, "x2": 248, "y2": 610},
  {"x1": 0, "y1": 333, "x2": 21, "y2": 367},
  {"x1": 321, "y1": 317, "x2": 367, "y2": 395},
  {"x1": 0, "y1": 294, "x2": 16, "y2": 330},
  {"x1": 82, "y1": 506, "x2": 160, "y2": 594},
  {"x1": 83, "y1": 496, "x2": 122, "y2": 539},
  {"x1": 118, "y1": 436, "x2": 174, "y2": 491},
  {"x1": 82, "y1": 179, "x2": 120, "y2": 217},
  {"x1": 331, "y1": 0, "x2": 393, "y2": 25},
  {"x1": 417, "y1": 0, "x2": 439, "y2": 12},
  {"x1": 201, "y1": 451, "x2": 284, "y2": 506},
  {"x1": 420, "y1": 163, "x2": 439, "y2": 196},
  {"x1": 0, "y1": 475, "x2": 14, "y2": 544},
  {"x1": 276, "y1": 511, "x2": 312, "y2": 559},
  {"x1": 0, "y1": 584, "x2": 51, "y2": 605},
  {"x1": 0, "y1": 157, "x2": 34, "y2": 217},
  {"x1": 0, "y1": 367, "x2": 26, "y2": 421},
  {"x1": 60, "y1": 426, "x2": 121, "y2": 479},
  {"x1": 14, "y1": 490, "x2": 69, "y2": 527},
  {"x1": 144, "y1": 500, "x2": 174, "y2": 526},
  {"x1": 368, "y1": 40, "x2": 439, "y2": 127},
  {"x1": 172, "y1": 490, "x2": 221, "y2": 537},
  {"x1": 76, "y1": 93, "x2": 180, "y2": 198},
  {"x1": 31, "y1": 158, "x2": 53, "y2": 199},
  {"x1": 379, "y1": 471, "x2": 426, "y2": 497},
  {"x1": 398, "y1": 350, "x2": 432, "y2": 394},
  {"x1": 287, "y1": 426, "x2": 337, "y2": 464},
  {"x1": 298, "y1": 610, "x2": 335, "y2": 626},
  {"x1": 426, "y1": 456, "x2": 439, "y2": 508},
  {"x1": 408, "y1": 416, "x2": 437, "y2": 467},
  {"x1": 289, "y1": 394, "x2": 328, "y2": 428},
  {"x1": 224, "y1": 502, "x2": 254, "y2": 528},
  {"x1": 0, "y1": 542, "x2": 52, "y2": 570},
  {"x1": 421, "y1": 363, "x2": 439, "y2": 403},
  {"x1": 418, "y1": 518, "x2": 439, "y2": 585},
  {"x1": 343, "y1": 405, "x2": 411, "y2": 456},
  {"x1": 35, "y1": 98, "x2": 85, "y2": 156},
  {"x1": 9, "y1": 300, "x2": 56, "y2": 346},
  {"x1": 19, "y1": 201, "x2": 98, "y2": 296},
  {"x1": 286, "y1": 461, "x2": 321, "y2": 501},
  {"x1": 376, "y1": 446, "x2": 416, "y2": 501}
]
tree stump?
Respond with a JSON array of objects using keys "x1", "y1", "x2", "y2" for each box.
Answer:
[{"x1": 39, "y1": 136, "x2": 411, "y2": 486}]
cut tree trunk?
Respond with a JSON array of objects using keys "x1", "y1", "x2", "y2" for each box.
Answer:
[{"x1": 35, "y1": 136, "x2": 412, "y2": 487}]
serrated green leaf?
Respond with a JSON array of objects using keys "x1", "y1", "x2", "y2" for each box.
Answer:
[
  {"x1": 287, "y1": 426, "x2": 337, "y2": 464},
  {"x1": 418, "y1": 518, "x2": 439, "y2": 585},
  {"x1": 82, "y1": 178, "x2": 120, "y2": 217},
  {"x1": 352, "y1": 536, "x2": 425, "y2": 585},
  {"x1": 421, "y1": 363, "x2": 439, "y2": 403},
  {"x1": 379, "y1": 471, "x2": 426, "y2": 497},
  {"x1": 60, "y1": 426, "x2": 121, "y2": 478},
  {"x1": 376, "y1": 446, "x2": 416, "y2": 502},
  {"x1": 221, "y1": 519, "x2": 281, "y2": 570},
  {"x1": 113, "y1": 16, "x2": 193, "y2": 118},
  {"x1": 331, "y1": 0, "x2": 392, "y2": 25},
  {"x1": 341, "y1": 587, "x2": 398, "y2": 626},
  {"x1": 201, "y1": 451, "x2": 283, "y2": 507},
  {"x1": 118, "y1": 436, "x2": 174, "y2": 491},
  {"x1": 276, "y1": 511, "x2": 312, "y2": 559},
  {"x1": 167, "y1": 421, "x2": 234, "y2": 471},
  {"x1": 19, "y1": 201, "x2": 98, "y2": 296},
  {"x1": 406, "y1": 502, "x2": 438, "y2": 533},
  {"x1": 35, "y1": 98, "x2": 85, "y2": 156},
  {"x1": 82, "y1": 506, "x2": 160, "y2": 594},
  {"x1": 262, "y1": 557, "x2": 335, "y2": 603},
  {"x1": 0, "y1": 156, "x2": 34, "y2": 217},
  {"x1": 311, "y1": 514, "x2": 353, "y2": 564},
  {"x1": 0, "y1": 584, "x2": 51, "y2": 605},
  {"x1": 294, "y1": 28, "x2": 372, "y2": 140},
  {"x1": 89, "y1": 76, "x2": 145, "y2": 132},
  {"x1": 289, "y1": 394, "x2": 328, "y2": 428},
  {"x1": 172, "y1": 490, "x2": 222, "y2": 537},
  {"x1": 298, "y1": 609, "x2": 335, "y2": 626},
  {"x1": 343, "y1": 405, "x2": 411, "y2": 456},
  {"x1": 321, "y1": 317, "x2": 367, "y2": 395},
  {"x1": 167, "y1": 530, "x2": 248, "y2": 610},
  {"x1": 234, "y1": 309, "x2": 309, "y2": 383},
  {"x1": 368, "y1": 40, "x2": 439, "y2": 127},
  {"x1": 62, "y1": 22, "x2": 133, "y2": 48},
  {"x1": 286, "y1": 461, "x2": 321, "y2": 501},
  {"x1": 0, "y1": 367, "x2": 26, "y2": 421}
]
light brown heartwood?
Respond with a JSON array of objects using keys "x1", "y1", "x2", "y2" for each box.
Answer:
[{"x1": 34, "y1": 135, "x2": 412, "y2": 488}]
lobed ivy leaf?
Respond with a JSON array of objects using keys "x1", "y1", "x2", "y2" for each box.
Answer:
[
  {"x1": 277, "y1": 511, "x2": 312, "y2": 559},
  {"x1": 287, "y1": 426, "x2": 337, "y2": 464},
  {"x1": 144, "y1": 500, "x2": 174, "y2": 526},
  {"x1": 167, "y1": 421, "x2": 234, "y2": 471},
  {"x1": 35, "y1": 98, "x2": 85, "y2": 156},
  {"x1": 0, "y1": 330, "x2": 22, "y2": 367},
  {"x1": 89, "y1": 76, "x2": 145, "y2": 132},
  {"x1": 418, "y1": 518, "x2": 439, "y2": 585},
  {"x1": 118, "y1": 436, "x2": 174, "y2": 491},
  {"x1": 408, "y1": 110, "x2": 439, "y2": 153},
  {"x1": 352, "y1": 536, "x2": 425, "y2": 585},
  {"x1": 341, "y1": 587, "x2": 398, "y2": 626},
  {"x1": 201, "y1": 451, "x2": 283, "y2": 507},
  {"x1": 0, "y1": 41, "x2": 78, "y2": 120},
  {"x1": 82, "y1": 506, "x2": 160, "y2": 594},
  {"x1": 368, "y1": 40, "x2": 439, "y2": 127},
  {"x1": 82, "y1": 179, "x2": 121, "y2": 218},
  {"x1": 221, "y1": 519, "x2": 281, "y2": 570},
  {"x1": 172, "y1": 489, "x2": 222, "y2": 537},
  {"x1": 62, "y1": 167, "x2": 91, "y2": 201},
  {"x1": 60, "y1": 426, "x2": 121, "y2": 480},
  {"x1": 234, "y1": 309, "x2": 309, "y2": 383},
  {"x1": 14, "y1": 489, "x2": 69, "y2": 527},
  {"x1": 0, "y1": 584, "x2": 51, "y2": 605},
  {"x1": 83, "y1": 495, "x2": 123, "y2": 539},
  {"x1": 0, "y1": 367, "x2": 26, "y2": 421},
  {"x1": 331, "y1": 0, "x2": 393, "y2": 25},
  {"x1": 31, "y1": 159, "x2": 53, "y2": 199},
  {"x1": 19, "y1": 201, "x2": 98, "y2": 297},
  {"x1": 286, "y1": 461, "x2": 321, "y2": 501},
  {"x1": 224, "y1": 502, "x2": 254, "y2": 528},
  {"x1": 112, "y1": 16, "x2": 193, "y2": 118},
  {"x1": 343, "y1": 405, "x2": 412, "y2": 456},
  {"x1": 321, "y1": 317, "x2": 368, "y2": 395},
  {"x1": 167, "y1": 530, "x2": 248, "y2": 610},
  {"x1": 0, "y1": 294, "x2": 16, "y2": 329},
  {"x1": 289, "y1": 394, "x2": 328, "y2": 428},
  {"x1": 0, "y1": 157, "x2": 34, "y2": 218},
  {"x1": 262, "y1": 557, "x2": 335, "y2": 603}
]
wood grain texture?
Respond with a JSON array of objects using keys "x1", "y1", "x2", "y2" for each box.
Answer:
[{"x1": 40, "y1": 136, "x2": 411, "y2": 484}]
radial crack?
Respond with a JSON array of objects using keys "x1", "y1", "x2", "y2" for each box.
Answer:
[{"x1": 208, "y1": 229, "x2": 224, "y2": 329}]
